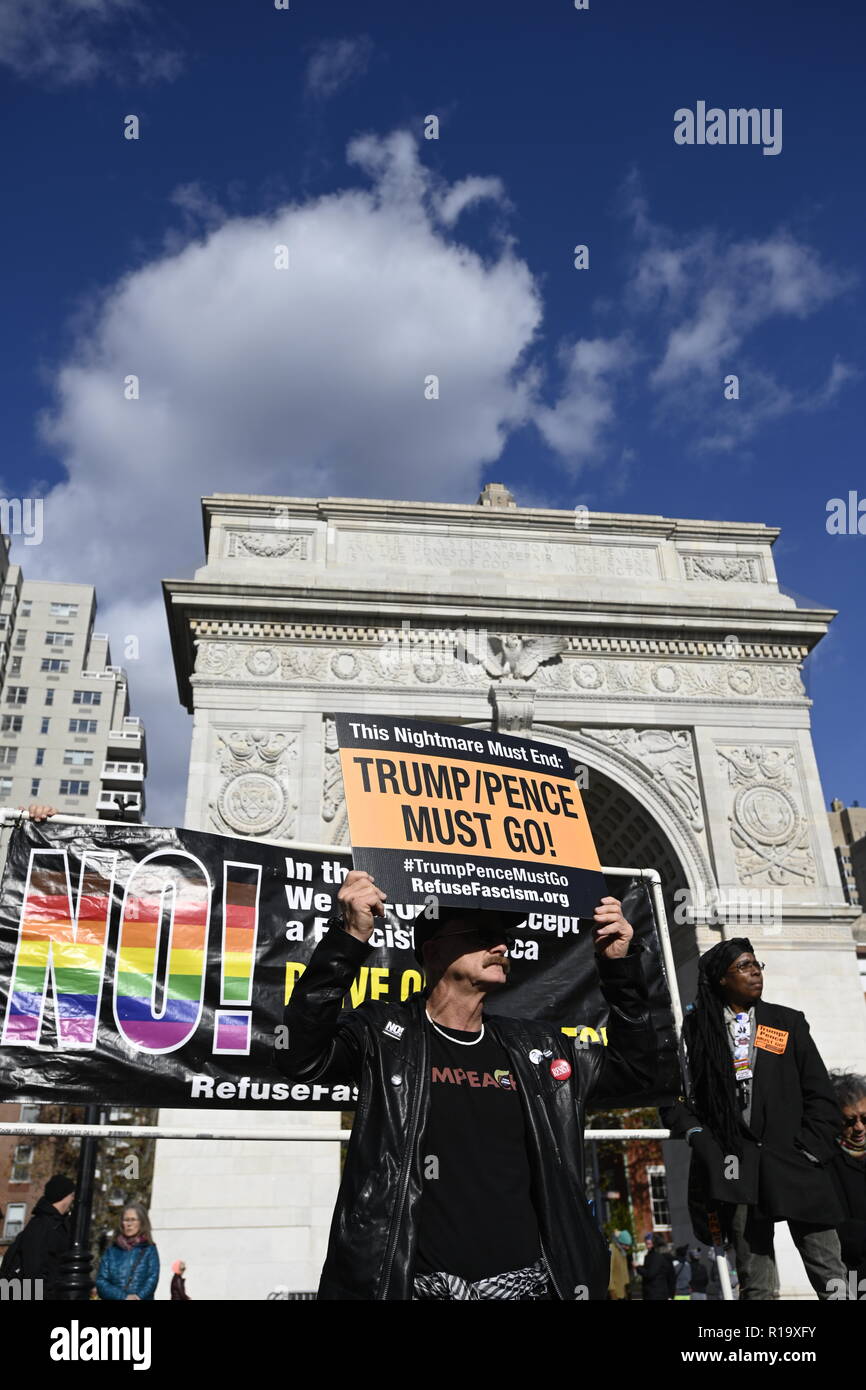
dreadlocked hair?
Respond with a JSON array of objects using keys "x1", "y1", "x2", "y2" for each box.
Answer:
[{"x1": 685, "y1": 973, "x2": 745, "y2": 1160}]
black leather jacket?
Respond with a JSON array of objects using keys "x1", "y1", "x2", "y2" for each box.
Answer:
[{"x1": 277, "y1": 924, "x2": 657, "y2": 1300}]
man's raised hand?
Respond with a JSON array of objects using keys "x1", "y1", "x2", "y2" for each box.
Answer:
[
  {"x1": 592, "y1": 896, "x2": 634, "y2": 959},
  {"x1": 337, "y1": 869, "x2": 387, "y2": 943}
]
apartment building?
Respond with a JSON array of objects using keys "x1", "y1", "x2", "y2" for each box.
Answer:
[
  {"x1": 828, "y1": 797, "x2": 866, "y2": 994},
  {"x1": 0, "y1": 569, "x2": 146, "y2": 822}
]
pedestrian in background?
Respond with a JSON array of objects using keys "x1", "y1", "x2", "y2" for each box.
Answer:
[
  {"x1": 96, "y1": 1204, "x2": 159, "y2": 1301},
  {"x1": 607, "y1": 1230, "x2": 632, "y2": 1300},
  {"x1": 170, "y1": 1259, "x2": 191, "y2": 1299},
  {"x1": 688, "y1": 1247, "x2": 710, "y2": 1300},
  {"x1": 0, "y1": 1174, "x2": 74, "y2": 1297},
  {"x1": 829, "y1": 1070, "x2": 866, "y2": 1289},
  {"x1": 672, "y1": 1244, "x2": 691, "y2": 1300},
  {"x1": 641, "y1": 1238, "x2": 676, "y2": 1300}
]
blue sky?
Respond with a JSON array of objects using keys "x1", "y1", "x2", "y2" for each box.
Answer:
[{"x1": 1, "y1": 0, "x2": 864, "y2": 826}]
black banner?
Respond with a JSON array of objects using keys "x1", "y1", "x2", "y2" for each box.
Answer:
[{"x1": 0, "y1": 821, "x2": 679, "y2": 1108}]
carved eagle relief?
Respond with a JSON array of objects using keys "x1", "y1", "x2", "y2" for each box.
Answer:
[{"x1": 457, "y1": 632, "x2": 566, "y2": 680}]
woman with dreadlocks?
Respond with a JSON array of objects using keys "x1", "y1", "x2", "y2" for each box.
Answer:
[{"x1": 662, "y1": 937, "x2": 846, "y2": 1300}]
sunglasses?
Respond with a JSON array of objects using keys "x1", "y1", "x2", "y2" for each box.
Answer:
[{"x1": 842, "y1": 1113, "x2": 866, "y2": 1128}]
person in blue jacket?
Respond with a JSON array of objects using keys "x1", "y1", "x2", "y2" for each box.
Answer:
[{"x1": 96, "y1": 1204, "x2": 159, "y2": 1301}]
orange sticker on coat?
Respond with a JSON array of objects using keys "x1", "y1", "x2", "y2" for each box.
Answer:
[{"x1": 755, "y1": 1025, "x2": 789, "y2": 1054}]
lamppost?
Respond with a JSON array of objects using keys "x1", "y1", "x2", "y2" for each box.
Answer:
[{"x1": 57, "y1": 1104, "x2": 102, "y2": 1300}]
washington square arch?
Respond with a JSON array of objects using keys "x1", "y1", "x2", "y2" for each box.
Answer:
[{"x1": 151, "y1": 484, "x2": 866, "y2": 1299}]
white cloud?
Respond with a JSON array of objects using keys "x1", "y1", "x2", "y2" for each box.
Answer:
[
  {"x1": 619, "y1": 177, "x2": 856, "y2": 448},
  {"x1": 649, "y1": 232, "x2": 846, "y2": 387},
  {"x1": 693, "y1": 359, "x2": 861, "y2": 454},
  {"x1": 435, "y1": 176, "x2": 510, "y2": 227},
  {"x1": 0, "y1": 0, "x2": 181, "y2": 85},
  {"x1": 23, "y1": 131, "x2": 544, "y2": 820},
  {"x1": 305, "y1": 36, "x2": 373, "y2": 100},
  {"x1": 534, "y1": 336, "x2": 635, "y2": 468}
]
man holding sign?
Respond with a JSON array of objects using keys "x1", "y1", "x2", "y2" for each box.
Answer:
[{"x1": 277, "y1": 869, "x2": 656, "y2": 1301}]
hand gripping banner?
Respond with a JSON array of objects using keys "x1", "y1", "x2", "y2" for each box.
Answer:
[{"x1": 0, "y1": 819, "x2": 680, "y2": 1109}]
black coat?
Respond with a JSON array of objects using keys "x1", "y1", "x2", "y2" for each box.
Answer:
[
  {"x1": 16, "y1": 1197, "x2": 71, "y2": 1297},
  {"x1": 277, "y1": 924, "x2": 657, "y2": 1300},
  {"x1": 641, "y1": 1249, "x2": 675, "y2": 1300},
  {"x1": 829, "y1": 1147, "x2": 866, "y2": 1274},
  {"x1": 667, "y1": 998, "x2": 844, "y2": 1232},
  {"x1": 689, "y1": 1256, "x2": 709, "y2": 1291}
]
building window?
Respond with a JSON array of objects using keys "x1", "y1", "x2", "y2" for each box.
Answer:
[
  {"x1": 30, "y1": 778, "x2": 40, "y2": 798},
  {"x1": 45, "y1": 632, "x2": 74, "y2": 647},
  {"x1": 63, "y1": 749, "x2": 93, "y2": 766},
  {"x1": 14, "y1": 630, "x2": 26, "y2": 648},
  {"x1": 0, "y1": 746, "x2": 18, "y2": 765},
  {"x1": 44, "y1": 689, "x2": 54, "y2": 706},
  {"x1": 10, "y1": 1143, "x2": 34, "y2": 1183},
  {"x1": 19, "y1": 1104, "x2": 40, "y2": 1123},
  {"x1": 20, "y1": 601, "x2": 32, "y2": 617},
  {"x1": 6, "y1": 687, "x2": 28, "y2": 705},
  {"x1": 10, "y1": 656, "x2": 22, "y2": 676},
  {"x1": 72, "y1": 691, "x2": 101, "y2": 706},
  {"x1": 35, "y1": 748, "x2": 45, "y2": 766},
  {"x1": 1, "y1": 715, "x2": 23, "y2": 733},
  {"x1": 50, "y1": 603, "x2": 79, "y2": 618},
  {"x1": 0, "y1": 776, "x2": 13, "y2": 798},
  {"x1": 40, "y1": 659, "x2": 69, "y2": 674},
  {"x1": 40, "y1": 717, "x2": 50, "y2": 734},
  {"x1": 59, "y1": 780, "x2": 89, "y2": 797},
  {"x1": 646, "y1": 1166, "x2": 672, "y2": 1230},
  {"x1": 3, "y1": 1204, "x2": 26, "y2": 1240},
  {"x1": 69, "y1": 719, "x2": 97, "y2": 734}
]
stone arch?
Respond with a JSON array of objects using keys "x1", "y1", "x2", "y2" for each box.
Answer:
[{"x1": 522, "y1": 723, "x2": 715, "y2": 972}]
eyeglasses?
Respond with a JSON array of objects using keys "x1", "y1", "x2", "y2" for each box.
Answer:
[
  {"x1": 729, "y1": 960, "x2": 765, "y2": 975},
  {"x1": 842, "y1": 1113, "x2": 866, "y2": 1128}
]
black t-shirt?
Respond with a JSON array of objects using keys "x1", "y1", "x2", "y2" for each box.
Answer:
[{"x1": 413, "y1": 1017, "x2": 540, "y2": 1281}]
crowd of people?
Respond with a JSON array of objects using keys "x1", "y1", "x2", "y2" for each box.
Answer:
[
  {"x1": 0, "y1": 1187, "x2": 191, "y2": 1300},
  {"x1": 603, "y1": 1055, "x2": 866, "y2": 1304},
  {"x1": 1, "y1": 808, "x2": 864, "y2": 1301},
  {"x1": 272, "y1": 868, "x2": 866, "y2": 1300}
]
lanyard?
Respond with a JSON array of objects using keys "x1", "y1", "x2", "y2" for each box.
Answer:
[{"x1": 730, "y1": 1010, "x2": 752, "y2": 1082}]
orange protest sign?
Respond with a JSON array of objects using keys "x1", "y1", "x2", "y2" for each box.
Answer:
[
  {"x1": 335, "y1": 714, "x2": 605, "y2": 916},
  {"x1": 755, "y1": 1025, "x2": 788, "y2": 1054}
]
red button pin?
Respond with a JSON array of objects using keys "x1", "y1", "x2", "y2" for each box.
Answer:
[{"x1": 550, "y1": 1058, "x2": 571, "y2": 1081}]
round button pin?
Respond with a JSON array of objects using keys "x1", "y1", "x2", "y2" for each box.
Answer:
[
  {"x1": 390, "y1": 1074, "x2": 402, "y2": 1086},
  {"x1": 550, "y1": 1058, "x2": 572, "y2": 1081}
]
